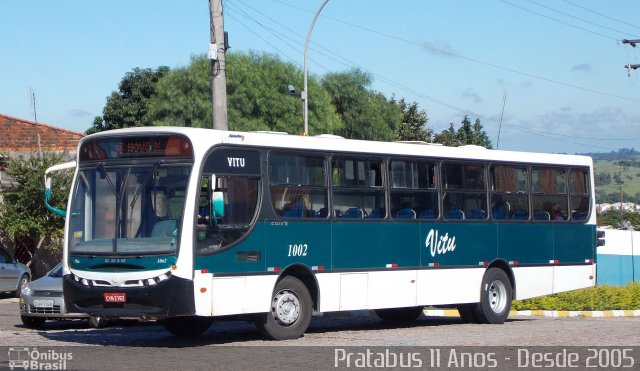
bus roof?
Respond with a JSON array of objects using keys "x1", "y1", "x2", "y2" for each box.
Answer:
[{"x1": 82, "y1": 127, "x2": 593, "y2": 167}]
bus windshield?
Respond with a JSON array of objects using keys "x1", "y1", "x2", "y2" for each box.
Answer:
[{"x1": 68, "y1": 162, "x2": 191, "y2": 255}]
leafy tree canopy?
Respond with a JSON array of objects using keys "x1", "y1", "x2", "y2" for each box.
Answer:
[
  {"x1": 148, "y1": 52, "x2": 343, "y2": 135},
  {"x1": 434, "y1": 116, "x2": 493, "y2": 148},
  {"x1": 322, "y1": 68, "x2": 402, "y2": 141},
  {"x1": 0, "y1": 153, "x2": 71, "y2": 262},
  {"x1": 394, "y1": 98, "x2": 432, "y2": 142},
  {"x1": 87, "y1": 66, "x2": 170, "y2": 134}
]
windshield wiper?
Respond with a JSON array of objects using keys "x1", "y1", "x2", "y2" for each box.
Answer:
[
  {"x1": 97, "y1": 163, "x2": 117, "y2": 196},
  {"x1": 129, "y1": 160, "x2": 163, "y2": 210}
]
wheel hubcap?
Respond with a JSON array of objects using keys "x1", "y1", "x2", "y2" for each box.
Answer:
[
  {"x1": 488, "y1": 280, "x2": 507, "y2": 313},
  {"x1": 272, "y1": 290, "x2": 301, "y2": 326}
]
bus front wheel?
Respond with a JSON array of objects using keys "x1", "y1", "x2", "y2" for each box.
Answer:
[
  {"x1": 161, "y1": 316, "x2": 213, "y2": 337},
  {"x1": 474, "y1": 268, "x2": 512, "y2": 324},
  {"x1": 256, "y1": 276, "x2": 312, "y2": 340}
]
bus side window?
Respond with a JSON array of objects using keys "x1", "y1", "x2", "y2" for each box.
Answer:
[
  {"x1": 491, "y1": 165, "x2": 529, "y2": 221},
  {"x1": 332, "y1": 157, "x2": 385, "y2": 219},
  {"x1": 389, "y1": 160, "x2": 438, "y2": 220},
  {"x1": 532, "y1": 168, "x2": 568, "y2": 221}
]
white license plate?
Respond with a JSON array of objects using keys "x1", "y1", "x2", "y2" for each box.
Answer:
[{"x1": 33, "y1": 299, "x2": 54, "y2": 308}]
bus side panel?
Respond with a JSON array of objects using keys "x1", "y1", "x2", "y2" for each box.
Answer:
[
  {"x1": 208, "y1": 275, "x2": 278, "y2": 316},
  {"x1": 554, "y1": 224, "x2": 596, "y2": 264},
  {"x1": 416, "y1": 268, "x2": 484, "y2": 305},
  {"x1": 552, "y1": 264, "x2": 595, "y2": 294},
  {"x1": 512, "y1": 266, "x2": 554, "y2": 300},
  {"x1": 498, "y1": 224, "x2": 554, "y2": 264},
  {"x1": 332, "y1": 222, "x2": 419, "y2": 269},
  {"x1": 420, "y1": 224, "x2": 497, "y2": 267},
  {"x1": 197, "y1": 223, "x2": 267, "y2": 275},
  {"x1": 367, "y1": 270, "x2": 417, "y2": 309},
  {"x1": 264, "y1": 221, "x2": 331, "y2": 271}
]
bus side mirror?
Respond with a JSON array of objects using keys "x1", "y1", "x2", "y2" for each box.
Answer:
[
  {"x1": 210, "y1": 175, "x2": 224, "y2": 218},
  {"x1": 212, "y1": 191, "x2": 225, "y2": 218},
  {"x1": 596, "y1": 230, "x2": 605, "y2": 247}
]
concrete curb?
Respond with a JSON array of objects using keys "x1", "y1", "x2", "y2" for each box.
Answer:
[{"x1": 422, "y1": 309, "x2": 640, "y2": 318}]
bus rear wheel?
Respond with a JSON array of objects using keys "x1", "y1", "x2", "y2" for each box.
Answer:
[
  {"x1": 375, "y1": 306, "x2": 424, "y2": 321},
  {"x1": 161, "y1": 316, "x2": 213, "y2": 337},
  {"x1": 256, "y1": 276, "x2": 312, "y2": 340},
  {"x1": 474, "y1": 268, "x2": 512, "y2": 324}
]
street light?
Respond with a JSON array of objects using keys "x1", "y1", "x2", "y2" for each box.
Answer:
[{"x1": 302, "y1": 0, "x2": 329, "y2": 136}]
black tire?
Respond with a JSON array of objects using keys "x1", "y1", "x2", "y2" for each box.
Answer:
[
  {"x1": 161, "y1": 316, "x2": 213, "y2": 337},
  {"x1": 15, "y1": 274, "x2": 30, "y2": 298},
  {"x1": 375, "y1": 306, "x2": 424, "y2": 322},
  {"x1": 457, "y1": 304, "x2": 480, "y2": 324},
  {"x1": 21, "y1": 315, "x2": 45, "y2": 329},
  {"x1": 88, "y1": 316, "x2": 105, "y2": 329},
  {"x1": 255, "y1": 276, "x2": 312, "y2": 340},
  {"x1": 474, "y1": 268, "x2": 512, "y2": 324}
]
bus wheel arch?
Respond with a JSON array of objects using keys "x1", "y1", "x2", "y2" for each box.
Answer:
[
  {"x1": 277, "y1": 264, "x2": 320, "y2": 311},
  {"x1": 486, "y1": 259, "x2": 516, "y2": 300}
]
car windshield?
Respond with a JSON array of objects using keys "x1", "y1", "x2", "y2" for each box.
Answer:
[
  {"x1": 48, "y1": 263, "x2": 63, "y2": 278},
  {"x1": 68, "y1": 162, "x2": 191, "y2": 255}
]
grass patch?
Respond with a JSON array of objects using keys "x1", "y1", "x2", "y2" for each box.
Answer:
[{"x1": 512, "y1": 283, "x2": 640, "y2": 311}]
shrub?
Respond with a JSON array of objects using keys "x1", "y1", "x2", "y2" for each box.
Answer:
[{"x1": 512, "y1": 283, "x2": 640, "y2": 311}]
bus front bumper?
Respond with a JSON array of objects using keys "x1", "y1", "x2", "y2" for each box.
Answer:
[{"x1": 63, "y1": 275, "x2": 195, "y2": 319}]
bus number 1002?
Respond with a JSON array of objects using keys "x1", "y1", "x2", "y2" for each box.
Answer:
[{"x1": 288, "y1": 244, "x2": 308, "y2": 257}]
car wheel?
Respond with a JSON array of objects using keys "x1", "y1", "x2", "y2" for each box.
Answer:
[
  {"x1": 21, "y1": 315, "x2": 46, "y2": 329},
  {"x1": 15, "y1": 274, "x2": 30, "y2": 298}
]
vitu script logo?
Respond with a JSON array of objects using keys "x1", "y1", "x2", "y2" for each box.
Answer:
[
  {"x1": 227, "y1": 157, "x2": 245, "y2": 167},
  {"x1": 425, "y1": 229, "x2": 457, "y2": 257}
]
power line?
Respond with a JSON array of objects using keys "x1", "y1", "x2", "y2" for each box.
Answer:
[
  {"x1": 229, "y1": 1, "x2": 640, "y2": 149},
  {"x1": 560, "y1": 0, "x2": 640, "y2": 31},
  {"x1": 524, "y1": 0, "x2": 640, "y2": 39},
  {"x1": 272, "y1": 0, "x2": 639, "y2": 103}
]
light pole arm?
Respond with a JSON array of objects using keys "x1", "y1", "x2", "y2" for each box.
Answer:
[{"x1": 303, "y1": 0, "x2": 329, "y2": 136}]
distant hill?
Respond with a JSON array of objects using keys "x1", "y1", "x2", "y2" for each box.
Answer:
[{"x1": 583, "y1": 148, "x2": 640, "y2": 204}]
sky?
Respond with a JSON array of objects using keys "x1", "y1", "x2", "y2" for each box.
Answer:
[{"x1": 2, "y1": 0, "x2": 640, "y2": 155}]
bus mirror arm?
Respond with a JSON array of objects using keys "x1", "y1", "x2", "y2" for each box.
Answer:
[{"x1": 44, "y1": 161, "x2": 76, "y2": 218}]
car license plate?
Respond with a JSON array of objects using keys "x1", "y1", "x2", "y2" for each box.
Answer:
[
  {"x1": 33, "y1": 299, "x2": 54, "y2": 308},
  {"x1": 103, "y1": 292, "x2": 126, "y2": 303}
]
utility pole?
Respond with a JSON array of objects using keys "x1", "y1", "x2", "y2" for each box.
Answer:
[{"x1": 209, "y1": 0, "x2": 228, "y2": 130}]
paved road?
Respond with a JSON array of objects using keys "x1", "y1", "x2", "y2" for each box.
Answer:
[{"x1": 1, "y1": 296, "x2": 639, "y2": 370}]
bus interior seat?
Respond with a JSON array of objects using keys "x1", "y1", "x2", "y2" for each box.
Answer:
[
  {"x1": 534, "y1": 210, "x2": 551, "y2": 221},
  {"x1": 368, "y1": 208, "x2": 385, "y2": 218},
  {"x1": 396, "y1": 208, "x2": 416, "y2": 219},
  {"x1": 419, "y1": 209, "x2": 436, "y2": 219},
  {"x1": 572, "y1": 211, "x2": 587, "y2": 220},
  {"x1": 469, "y1": 208, "x2": 487, "y2": 219},
  {"x1": 282, "y1": 204, "x2": 304, "y2": 218},
  {"x1": 511, "y1": 209, "x2": 528, "y2": 220},
  {"x1": 445, "y1": 209, "x2": 465, "y2": 220},
  {"x1": 151, "y1": 219, "x2": 177, "y2": 237},
  {"x1": 342, "y1": 208, "x2": 364, "y2": 218},
  {"x1": 492, "y1": 202, "x2": 510, "y2": 220},
  {"x1": 315, "y1": 208, "x2": 328, "y2": 218}
]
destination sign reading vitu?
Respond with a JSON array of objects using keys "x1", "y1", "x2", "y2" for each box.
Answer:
[
  {"x1": 203, "y1": 149, "x2": 260, "y2": 175},
  {"x1": 227, "y1": 157, "x2": 245, "y2": 167}
]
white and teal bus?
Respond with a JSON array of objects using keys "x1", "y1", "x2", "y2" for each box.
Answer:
[{"x1": 46, "y1": 127, "x2": 597, "y2": 339}]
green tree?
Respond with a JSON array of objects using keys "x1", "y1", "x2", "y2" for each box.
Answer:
[
  {"x1": 148, "y1": 52, "x2": 342, "y2": 135},
  {"x1": 322, "y1": 69, "x2": 402, "y2": 141},
  {"x1": 434, "y1": 116, "x2": 493, "y2": 148},
  {"x1": 394, "y1": 98, "x2": 432, "y2": 142},
  {"x1": 87, "y1": 66, "x2": 170, "y2": 134},
  {"x1": 0, "y1": 153, "x2": 71, "y2": 265}
]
